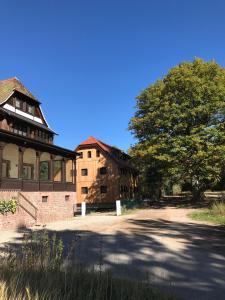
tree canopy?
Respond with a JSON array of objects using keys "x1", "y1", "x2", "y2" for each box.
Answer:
[{"x1": 129, "y1": 58, "x2": 225, "y2": 200}]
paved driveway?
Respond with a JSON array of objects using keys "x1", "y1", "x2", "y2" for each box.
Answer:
[{"x1": 1, "y1": 205, "x2": 225, "y2": 300}]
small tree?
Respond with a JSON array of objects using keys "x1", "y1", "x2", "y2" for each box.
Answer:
[{"x1": 129, "y1": 58, "x2": 225, "y2": 201}]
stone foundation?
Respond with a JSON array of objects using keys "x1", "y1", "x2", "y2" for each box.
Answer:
[{"x1": 0, "y1": 190, "x2": 76, "y2": 230}]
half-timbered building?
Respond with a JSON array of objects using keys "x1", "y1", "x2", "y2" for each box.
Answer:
[{"x1": 0, "y1": 77, "x2": 77, "y2": 229}]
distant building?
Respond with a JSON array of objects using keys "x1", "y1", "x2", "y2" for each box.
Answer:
[
  {"x1": 0, "y1": 77, "x2": 78, "y2": 229},
  {"x1": 75, "y1": 136, "x2": 138, "y2": 204}
]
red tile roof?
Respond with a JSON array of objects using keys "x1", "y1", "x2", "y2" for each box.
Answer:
[
  {"x1": 78, "y1": 136, "x2": 118, "y2": 154},
  {"x1": 76, "y1": 136, "x2": 132, "y2": 167}
]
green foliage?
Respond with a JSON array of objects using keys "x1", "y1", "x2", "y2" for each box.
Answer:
[
  {"x1": 121, "y1": 199, "x2": 140, "y2": 214},
  {"x1": 0, "y1": 199, "x2": 18, "y2": 215},
  {"x1": 129, "y1": 58, "x2": 225, "y2": 200}
]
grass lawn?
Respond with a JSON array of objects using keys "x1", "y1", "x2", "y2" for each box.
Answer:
[{"x1": 189, "y1": 202, "x2": 225, "y2": 225}]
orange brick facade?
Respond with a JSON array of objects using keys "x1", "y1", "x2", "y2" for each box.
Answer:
[{"x1": 76, "y1": 137, "x2": 138, "y2": 204}]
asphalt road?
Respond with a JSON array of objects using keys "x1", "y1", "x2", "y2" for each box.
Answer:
[{"x1": 1, "y1": 205, "x2": 225, "y2": 300}]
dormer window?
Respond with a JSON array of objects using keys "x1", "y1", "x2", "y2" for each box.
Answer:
[
  {"x1": 15, "y1": 99, "x2": 21, "y2": 109},
  {"x1": 27, "y1": 104, "x2": 34, "y2": 115}
]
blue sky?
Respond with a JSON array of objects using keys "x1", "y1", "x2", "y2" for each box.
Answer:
[{"x1": 1, "y1": 0, "x2": 225, "y2": 151}]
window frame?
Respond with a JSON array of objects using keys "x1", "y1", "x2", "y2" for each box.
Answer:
[
  {"x1": 42, "y1": 196, "x2": 48, "y2": 202},
  {"x1": 81, "y1": 187, "x2": 89, "y2": 194},
  {"x1": 65, "y1": 195, "x2": 70, "y2": 201},
  {"x1": 15, "y1": 99, "x2": 21, "y2": 109},
  {"x1": 96, "y1": 149, "x2": 100, "y2": 157},
  {"x1": 2, "y1": 160, "x2": 10, "y2": 178},
  {"x1": 53, "y1": 160, "x2": 62, "y2": 182},
  {"x1": 99, "y1": 167, "x2": 107, "y2": 175},
  {"x1": 40, "y1": 160, "x2": 50, "y2": 181},
  {"x1": 100, "y1": 185, "x2": 107, "y2": 194},
  {"x1": 22, "y1": 163, "x2": 34, "y2": 180},
  {"x1": 81, "y1": 168, "x2": 88, "y2": 176}
]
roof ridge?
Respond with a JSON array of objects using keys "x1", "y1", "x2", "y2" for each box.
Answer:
[
  {"x1": 0, "y1": 77, "x2": 17, "y2": 82},
  {"x1": 78, "y1": 136, "x2": 125, "y2": 154},
  {"x1": 0, "y1": 77, "x2": 37, "y2": 101}
]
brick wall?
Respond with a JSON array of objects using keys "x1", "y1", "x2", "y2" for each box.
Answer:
[{"x1": 0, "y1": 190, "x2": 76, "y2": 230}]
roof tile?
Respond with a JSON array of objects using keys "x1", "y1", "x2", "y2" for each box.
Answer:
[{"x1": 0, "y1": 77, "x2": 36, "y2": 104}]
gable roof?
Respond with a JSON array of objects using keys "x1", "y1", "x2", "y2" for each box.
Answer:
[
  {"x1": 77, "y1": 136, "x2": 123, "y2": 153},
  {"x1": 76, "y1": 136, "x2": 130, "y2": 166},
  {"x1": 78, "y1": 136, "x2": 113, "y2": 153},
  {"x1": 0, "y1": 77, "x2": 38, "y2": 104},
  {"x1": 0, "y1": 77, "x2": 53, "y2": 129}
]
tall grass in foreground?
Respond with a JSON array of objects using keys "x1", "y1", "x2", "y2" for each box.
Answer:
[
  {"x1": 0, "y1": 231, "x2": 176, "y2": 300},
  {"x1": 189, "y1": 201, "x2": 225, "y2": 225}
]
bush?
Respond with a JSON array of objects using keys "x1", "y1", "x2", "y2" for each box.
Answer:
[
  {"x1": 0, "y1": 199, "x2": 18, "y2": 215},
  {"x1": 121, "y1": 199, "x2": 140, "y2": 210}
]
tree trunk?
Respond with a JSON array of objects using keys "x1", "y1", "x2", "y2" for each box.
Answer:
[{"x1": 191, "y1": 186, "x2": 205, "y2": 202}]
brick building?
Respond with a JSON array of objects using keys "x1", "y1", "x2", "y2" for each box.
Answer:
[
  {"x1": 0, "y1": 77, "x2": 78, "y2": 229},
  {"x1": 76, "y1": 136, "x2": 138, "y2": 205}
]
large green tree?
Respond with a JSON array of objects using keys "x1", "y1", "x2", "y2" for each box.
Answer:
[{"x1": 129, "y1": 58, "x2": 225, "y2": 201}]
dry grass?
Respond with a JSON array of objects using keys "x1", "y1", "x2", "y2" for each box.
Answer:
[
  {"x1": 189, "y1": 201, "x2": 225, "y2": 225},
  {"x1": 0, "y1": 231, "x2": 177, "y2": 300}
]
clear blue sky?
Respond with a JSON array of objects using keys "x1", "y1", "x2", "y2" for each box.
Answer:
[{"x1": 1, "y1": 0, "x2": 225, "y2": 151}]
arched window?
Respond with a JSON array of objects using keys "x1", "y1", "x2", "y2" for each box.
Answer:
[
  {"x1": 40, "y1": 152, "x2": 51, "y2": 181},
  {"x1": 2, "y1": 144, "x2": 19, "y2": 178},
  {"x1": 22, "y1": 148, "x2": 36, "y2": 180}
]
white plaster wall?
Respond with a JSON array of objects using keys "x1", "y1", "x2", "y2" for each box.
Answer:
[
  {"x1": 3, "y1": 144, "x2": 19, "y2": 178},
  {"x1": 40, "y1": 152, "x2": 50, "y2": 162},
  {"x1": 23, "y1": 148, "x2": 36, "y2": 165}
]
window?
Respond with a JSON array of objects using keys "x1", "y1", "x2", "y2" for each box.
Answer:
[
  {"x1": 12, "y1": 123, "x2": 27, "y2": 137},
  {"x1": 2, "y1": 160, "x2": 10, "y2": 178},
  {"x1": 65, "y1": 195, "x2": 70, "y2": 201},
  {"x1": 100, "y1": 186, "x2": 107, "y2": 194},
  {"x1": 53, "y1": 160, "x2": 62, "y2": 182},
  {"x1": 22, "y1": 164, "x2": 34, "y2": 180},
  {"x1": 36, "y1": 130, "x2": 49, "y2": 143},
  {"x1": 99, "y1": 167, "x2": 107, "y2": 175},
  {"x1": 87, "y1": 151, "x2": 91, "y2": 158},
  {"x1": 81, "y1": 187, "x2": 88, "y2": 194},
  {"x1": 42, "y1": 196, "x2": 48, "y2": 202},
  {"x1": 40, "y1": 161, "x2": 50, "y2": 180},
  {"x1": 15, "y1": 99, "x2": 21, "y2": 109},
  {"x1": 66, "y1": 160, "x2": 73, "y2": 183},
  {"x1": 22, "y1": 101, "x2": 27, "y2": 111},
  {"x1": 96, "y1": 149, "x2": 100, "y2": 157},
  {"x1": 27, "y1": 104, "x2": 34, "y2": 115},
  {"x1": 79, "y1": 152, "x2": 83, "y2": 159},
  {"x1": 81, "y1": 168, "x2": 88, "y2": 176}
]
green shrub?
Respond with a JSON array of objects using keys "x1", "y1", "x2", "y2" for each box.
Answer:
[
  {"x1": 120, "y1": 199, "x2": 141, "y2": 214},
  {"x1": 0, "y1": 199, "x2": 18, "y2": 215},
  {"x1": 121, "y1": 199, "x2": 140, "y2": 210}
]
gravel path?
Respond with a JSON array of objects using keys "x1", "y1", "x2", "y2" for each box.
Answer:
[{"x1": 1, "y1": 205, "x2": 225, "y2": 300}]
